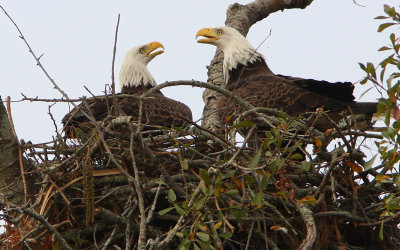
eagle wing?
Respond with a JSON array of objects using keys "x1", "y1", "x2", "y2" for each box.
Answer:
[
  {"x1": 62, "y1": 92, "x2": 192, "y2": 137},
  {"x1": 218, "y1": 74, "x2": 376, "y2": 129}
]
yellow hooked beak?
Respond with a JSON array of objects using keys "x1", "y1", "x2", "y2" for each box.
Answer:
[
  {"x1": 196, "y1": 28, "x2": 219, "y2": 43},
  {"x1": 145, "y1": 41, "x2": 165, "y2": 57}
]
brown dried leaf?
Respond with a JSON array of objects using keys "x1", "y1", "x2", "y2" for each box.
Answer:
[
  {"x1": 300, "y1": 195, "x2": 317, "y2": 204},
  {"x1": 324, "y1": 128, "x2": 334, "y2": 137},
  {"x1": 270, "y1": 225, "x2": 284, "y2": 231},
  {"x1": 232, "y1": 176, "x2": 243, "y2": 191},
  {"x1": 310, "y1": 135, "x2": 322, "y2": 148},
  {"x1": 225, "y1": 115, "x2": 233, "y2": 123},
  {"x1": 376, "y1": 175, "x2": 391, "y2": 181},
  {"x1": 393, "y1": 105, "x2": 400, "y2": 121},
  {"x1": 344, "y1": 161, "x2": 363, "y2": 173}
]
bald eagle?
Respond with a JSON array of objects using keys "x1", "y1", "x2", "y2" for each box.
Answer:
[
  {"x1": 196, "y1": 26, "x2": 377, "y2": 132},
  {"x1": 62, "y1": 42, "x2": 192, "y2": 138}
]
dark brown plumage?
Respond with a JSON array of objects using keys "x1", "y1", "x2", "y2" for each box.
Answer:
[
  {"x1": 218, "y1": 58, "x2": 377, "y2": 130},
  {"x1": 62, "y1": 86, "x2": 192, "y2": 137},
  {"x1": 62, "y1": 42, "x2": 192, "y2": 138}
]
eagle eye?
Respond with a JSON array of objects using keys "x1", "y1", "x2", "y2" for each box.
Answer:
[
  {"x1": 139, "y1": 48, "x2": 145, "y2": 54},
  {"x1": 217, "y1": 29, "x2": 223, "y2": 35}
]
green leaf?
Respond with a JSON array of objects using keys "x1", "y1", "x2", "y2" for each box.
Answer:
[
  {"x1": 219, "y1": 232, "x2": 233, "y2": 239},
  {"x1": 261, "y1": 175, "x2": 269, "y2": 189},
  {"x1": 244, "y1": 174, "x2": 255, "y2": 184},
  {"x1": 379, "y1": 222, "x2": 384, "y2": 240},
  {"x1": 301, "y1": 161, "x2": 311, "y2": 171},
  {"x1": 290, "y1": 153, "x2": 304, "y2": 160},
  {"x1": 158, "y1": 207, "x2": 174, "y2": 215},
  {"x1": 384, "y1": 112, "x2": 391, "y2": 127},
  {"x1": 196, "y1": 232, "x2": 210, "y2": 242},
  {"x1": 364, "y1": 154, "x2": 378, "y2": 170},
  {"x1": 274, "y1": 156, "x2": 284, "y2": 169},
  {"x1": 174, "y1": 205, "x2": 185, "y2": 216},
  {"x1": 366, "y1": 62, "x2": 377, "y2": 79},
  {"x1": 222, "y1": 170, "x2": 236, "y2": 179},
  {"x1": 199, "y1": 169, "x2": 210, "y2": 185},
  {"x1": 194, "y1": 195, "x2": 207, "y2": 210},
  {"x1": 264, "y1": 131, "x2": 274, "y2": 139},
  {"x1": 231, "y1": 120, "x2": 254, "y2": 129},
  {"x1": 375, "y1": 15, "x2": 389, "y2": 20},
  {"x1": 360, "y1": 77, "x2": 368, "y2": 85},
  {"x1": 378, "y1": 22, "x2": 397, "y2": 32},
  {"x1": 193, "y1": 243, "x2": 201, "y2": 250},
  {"x1": 251, "y1": 192, "x2": 263, "y2": 206},
  {"x1": 230, "y1": 208, "x2": 245, "y2": 220},
  {"x1": 378, "y1": 46, "x2": 392, "y2": 51},
  {"x1": 395, "y1": 44, "x2": 400, "y2": 54},
  {"x1": 173, "y1": 126, "x2": 184, "y2": 132},
  {"x1": 180, "y1": 159, "x2": 188, "y2": 170},
  {"x1": 384, "y1": 5, "x2": 396, "y2": 18},
  {"x1": 179, "y1": 238, "x2": 191, "y2": 250},
  {"x1": 176, "y1": 232, "x2": 184, "y2": 238},
  {"x1": 197, "y1": 241, "x2": 211, "y2": 250},
  {"x1": 390, "y1": 33, "x2": 396, "y2": 45},
  {"x1": 199, "y1": 180, "x2": 207, "y2": 194},
  {"x1": 249, "y1": 150, "x2": 262, "y2": 169},
  {"x1": 168, "y1": 189, "x2": 177, "y2": 202},
  {"x1": 380, "y1": 66, "x2": 386, "y2": 82},
  {"x1": 358, "y1": 62, "x2": 367, "y2": 71},
  {"x1": 225, "y1": 189, "x2": 239, "y2": 196}
]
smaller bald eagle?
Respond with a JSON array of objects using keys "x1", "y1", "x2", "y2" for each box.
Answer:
[
  {"x1": 62, "y1": 42, "x2": 192, "y2": 138},
  {"x1": 196, "y1": 26, "x2": 378, "y2": 132}
]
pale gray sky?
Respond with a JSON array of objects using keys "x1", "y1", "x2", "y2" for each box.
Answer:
[{"x1": 1, "y1": 0, "x2": 398, "y2": 143}]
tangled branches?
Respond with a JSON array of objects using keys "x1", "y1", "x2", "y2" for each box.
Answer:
[
  {"x1": 1, "y1": 89, "x2": 399, "y2": 249},
  {"x1": 1, "y1": 3, "x2": 400, "y2": 249}
]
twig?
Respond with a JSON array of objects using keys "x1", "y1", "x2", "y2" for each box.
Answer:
[
  {"x1": 47, "y1": 103, "x2": 59, "y2": 137},
  {"x1": 223, "y1": 125, "x2": 256, "y2": 168},
  {"x1": 0, "y1": 6, "x2": 73, "y2": 103},
  {"x1": 111, "y1": 14, "x2": 120, "y2": 96},
  {"x1": 129, "y1": 131, "x2": 147, "y2": 249},
  {"x1": 110, "y1": 14, "x2": 123, "y2": 118},
  {"x1": 102, "y1": 225, "x2": 119, "y2": 250},
  {"x1": 323, "y1": 113, "x2": 353, "y2": 150},
  {"x1": 146, "y1": 181, "x2": 162, "y2": 223},
  {"x1": 314, "y1": 152, "x2": 344, "y2": 198},
  {"x1": 245, "y1": 221, "x2": 255, "y2": 250},
  {"x1": 180, "y1": 115, "x2": 228, "y2": 144}
]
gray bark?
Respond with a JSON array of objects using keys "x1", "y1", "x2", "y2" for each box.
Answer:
[
  {"x1": 201, "y1": 0, "x2": 314, "y2": 129},
  {"x1": 0, "y1": 95, "x2": 26, "y2": 205}
]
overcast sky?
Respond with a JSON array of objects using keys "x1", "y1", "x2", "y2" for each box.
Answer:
[{"x1": 0, "y1": 0, "x2": 398, "y2": 143}]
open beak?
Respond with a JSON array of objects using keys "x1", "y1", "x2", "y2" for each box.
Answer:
[
  {"x1": 196, "y1": 28, "x2": 219, "y2": 43},
  {"x1": 145, "y1": 41, "x2": 165, "y2": 57}
]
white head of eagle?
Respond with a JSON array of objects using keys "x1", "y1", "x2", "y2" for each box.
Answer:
[
  {"x1": 196, "y1": 26, "x2": 263, "y2": 83},
  {"x1": 119, "y1": 41, "x2": 164, "y2": 89}
]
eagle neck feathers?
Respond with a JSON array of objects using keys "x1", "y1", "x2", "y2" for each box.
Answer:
[
  {"x1": 119, "y1": 59, "x2": 157, "y2": 90},
  {"x1": 221, "y1": 36, "x2": 272, "y2": 85}
]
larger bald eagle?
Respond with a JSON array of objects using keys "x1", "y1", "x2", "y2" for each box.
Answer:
[
  {"x1": 62, "y1": 42, "x2": 192, "y2": 137},
  {"x1": 196, "y1": 26, "x2": 377, "y2": 131}
]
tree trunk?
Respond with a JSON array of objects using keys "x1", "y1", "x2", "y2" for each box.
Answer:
[{"x1": 0, "y1": 96, "x2": 26, "y2": 205}]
